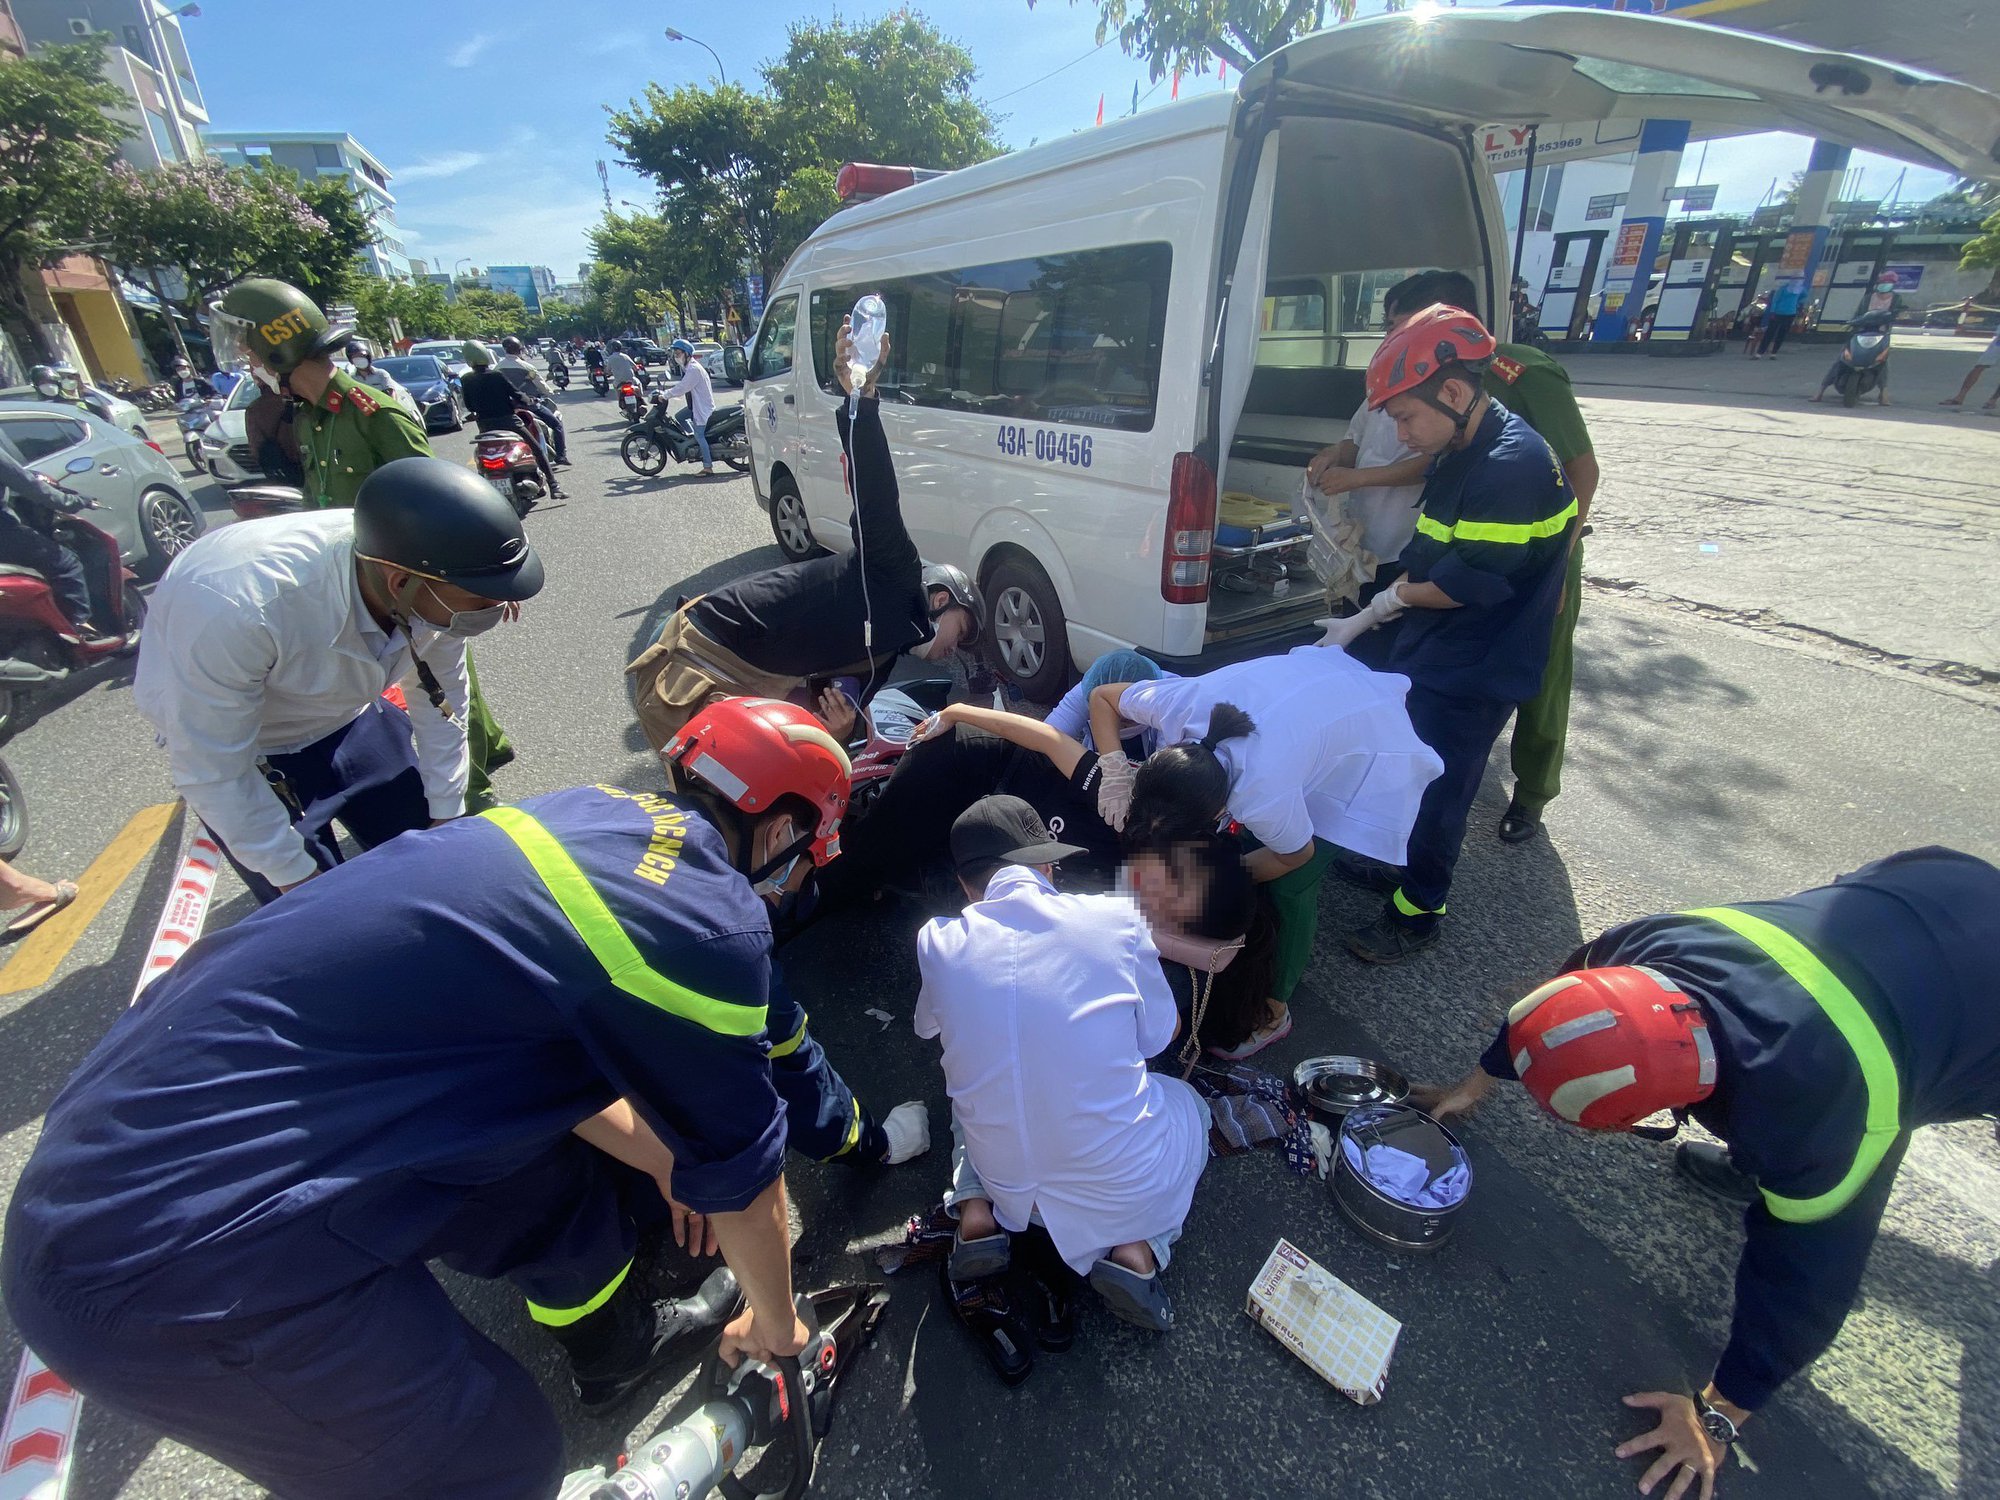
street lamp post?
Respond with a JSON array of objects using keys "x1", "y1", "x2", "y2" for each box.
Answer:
[{"x1": 663, "y1": 27, "x2": 727, "y2": 86}]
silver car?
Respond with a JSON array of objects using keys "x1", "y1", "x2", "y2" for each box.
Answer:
[{"x1": 0, "y1": 401, "x2": 205, "y2": 577}]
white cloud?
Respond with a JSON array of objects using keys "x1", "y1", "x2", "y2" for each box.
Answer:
[
  {"x1": 393, "y1": 150, "x2": 489, "y2": 183},
  {"x1": 446, "y1": 34, "x2": 492, "y2": 69}
]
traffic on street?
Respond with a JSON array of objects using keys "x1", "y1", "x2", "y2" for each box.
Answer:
[{"x1": 0, "y1": 4, "x2": 1996, "y2": 1500}]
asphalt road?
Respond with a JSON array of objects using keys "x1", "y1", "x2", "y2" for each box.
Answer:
[{"x1": 0, "y1": 381, "x2": 1994, "y2": 1499}]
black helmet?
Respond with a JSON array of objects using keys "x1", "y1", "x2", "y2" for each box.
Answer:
[
  {"x1": 921, "y1": 562, "x2": 983, "y2": 646},
  {"x1": 29, "y1": 364, "x2": 61, "y2": 395},
  {"x1": 501, "y1": 335, "x2": 524, "y2": 355},
  {"x1": 352, "y1": 457, "x2": 545, "y2": 601},
  {"x1": 347, "y1": 337, "x2": 374, "y2": 361}
]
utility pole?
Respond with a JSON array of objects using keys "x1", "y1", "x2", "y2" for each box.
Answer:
[{"x1": 597, "y1": 160, "x2": 613, "y2": 216}]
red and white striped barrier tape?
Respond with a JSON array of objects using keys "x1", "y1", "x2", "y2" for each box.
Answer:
[{"x1": 3, "y1": 816, "x2": 225, "y2": 1500}]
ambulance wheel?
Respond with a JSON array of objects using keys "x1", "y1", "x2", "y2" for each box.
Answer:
[
  {"x1": 769, "y1": 475, "x2": 821, "y2": 562},
  {"x1": 984, "y1": 555, "x2": 1068, "y2": 703}
]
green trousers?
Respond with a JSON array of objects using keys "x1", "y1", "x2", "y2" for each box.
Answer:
[
  {"x1": 1509, "y1": 540, "x2": 1583, "y2": 817},
  {"x1": 1268, "y1": 839, "x2": 1335, "y2": 1004},
  {"x1": 464, "y1": 652, "x2": 515, "y2": 815}
]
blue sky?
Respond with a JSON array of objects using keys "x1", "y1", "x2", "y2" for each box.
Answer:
[{"x1": 179, "y1": 1, "x2": 1954, "y2": 277}]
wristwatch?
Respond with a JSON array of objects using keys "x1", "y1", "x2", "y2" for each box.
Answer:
[{"x1": 1695, "y1": 1393, "x2": 1740, "y2": 1446}]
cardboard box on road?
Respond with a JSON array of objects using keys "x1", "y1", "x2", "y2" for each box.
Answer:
[{"x1": 1245, "y1": 1238, "x2": 1402, "y2": 1406}]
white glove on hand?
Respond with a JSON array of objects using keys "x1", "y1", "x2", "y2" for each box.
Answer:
[
  {"x1": 1096, "y1": 750, "x2": 1136, "y2": 832},
  {"x1": 1315, "y1": 614, "x2": 1370, "y2": 649},
  {"x1": 1361, "y1": 581, "x2": 1407, "y2": 627}
]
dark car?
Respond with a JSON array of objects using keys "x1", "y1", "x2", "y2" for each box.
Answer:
[{"x1": 375, "y1": 356, "x2": 464, "y2": 434}]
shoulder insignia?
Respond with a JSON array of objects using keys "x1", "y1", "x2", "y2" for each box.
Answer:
[
  {"x1": 347, "y1": 386, "x2": 381, "y2": 416},
  {"x1": 1490, "y1": 355, "x2": 1525, "y2": 384},
  {"x1": 324, "y1": 391, "x2": 343, "y2": 413}
]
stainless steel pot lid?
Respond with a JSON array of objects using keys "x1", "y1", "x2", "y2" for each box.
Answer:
[{"x1": 1293, "y1": 1055, "x2": 1411, "y2": 1115}]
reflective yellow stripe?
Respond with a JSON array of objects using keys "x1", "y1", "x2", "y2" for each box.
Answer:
[
  {"x1": 828, "y1": 1097, "x2": 863, "y2": 1158},
  {"x1": 768, "y1": 1016, "x2": 809, "y2": 1059},
  {"x1": 1414, "y1": 497, "x2": 1577, "y2": 546},
  {"x1": 1682, "y1": 906, "x2": 1902, "y2": 1224},
  {"x1": 525, "y1": 1259, "x2": 631, "y2": 1327},
  {"x1": 481, "y1": 807, "x2": 767, "y2": 1038},
  {"x1": 1392, "y1": 887, "x2": 1445, "y2": 918}
]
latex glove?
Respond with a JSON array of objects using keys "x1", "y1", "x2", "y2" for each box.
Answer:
[
  {"x1": 1361, "y1": 581, "x2": 1407, "y2": 627},
  {"x1": 1315, "y1": 614, "x2": 1370, "y2": 649},
  {"x1": 1096, "y1": 750, "x2": 1136, "y2": 832}
]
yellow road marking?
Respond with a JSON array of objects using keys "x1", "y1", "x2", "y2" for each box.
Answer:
[
  {"x1": 0, "y1": 801, "x2": 179, "y2": 996},
  {"x1": 1675, "y1": 0, "x2": 1774, "y2": 18}
]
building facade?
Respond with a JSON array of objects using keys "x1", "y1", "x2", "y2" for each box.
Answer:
[
  {"x1": 10, "y1": 0, "x2": 207, "y2": 168},
  {"x1": 482, "y1": 265, "x2": 557, "y2": 314},
  {"x1": 204, "y1": 131, "x2": 412, "y2": 280}
]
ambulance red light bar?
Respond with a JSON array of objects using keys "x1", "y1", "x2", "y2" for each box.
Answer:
[{"x1": 836, "y1": 162, "x2": 946, "y2": 203}]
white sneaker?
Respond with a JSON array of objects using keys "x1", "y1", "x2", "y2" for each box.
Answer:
[{"x1": 879, "y1": 1101, "x2": 931, "y2": 1165}]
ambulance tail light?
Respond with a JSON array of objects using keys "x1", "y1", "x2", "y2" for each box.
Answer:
[
  {"x1": 835, "y1": 162, "x2": 946, "y2": 204},
  {"x1": 1161, "y1": 451, "x2": 1215, "y2": 604}
]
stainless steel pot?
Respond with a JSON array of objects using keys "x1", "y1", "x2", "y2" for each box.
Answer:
[
  {"x1": 1331, "y1": 1103, "x2": 1471, "y2": 1254},
  {"x1": 1293, "y1": 1055, "x2": 1410, "y2": 1123}
]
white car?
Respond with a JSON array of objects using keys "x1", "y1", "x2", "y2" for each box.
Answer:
[
  {"x1": 744, "y1": 7, "x2": 1999, "y2": 698},
  {"x1": 1, "y1": 384, "x2": 148, "y2": 444},
  {"x1": 197, "y1": 374, "x2": 263, "y2": 485},
  {"x1": 0, "y1": 400, "x2": 205, "y2": 576}
]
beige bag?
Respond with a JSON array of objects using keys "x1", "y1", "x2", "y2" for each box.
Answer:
[{"x1": 626, "y1": 602, "x2": 803, "y2": 752}]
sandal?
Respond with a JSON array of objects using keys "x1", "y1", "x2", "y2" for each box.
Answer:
[
  {"x1": 1206, "y1": 1007, "x2": 1292, "y2": 1060},
  {"x1": 4, "y1": 879, "x2": 77, "y2": 939},
  {"x1": 1088, "y1": 1257, "x2": 1174, "y2": 1332}
]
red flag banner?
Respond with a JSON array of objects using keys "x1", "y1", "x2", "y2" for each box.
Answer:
[
  {"x1": 1171, "y1": 70, "x2": 1180, "y2": 99},
  {"x1": 1095, "y1": 93, "x2": 1104, "y2": 126},
  {"x1": 1218, "y1": 59, "x2": 1228, "y2": 83}
]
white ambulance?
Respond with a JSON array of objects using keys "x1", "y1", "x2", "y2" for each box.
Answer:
[{"x1": 742, "y1": 7, "x2": 1997, "y2": 698}]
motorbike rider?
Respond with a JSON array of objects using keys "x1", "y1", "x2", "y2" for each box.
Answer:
[
  {"x1": 629, "y1": 322, "x2": 981, "y2": 755},
  {"x1": 460, "y1": 341, "x2": 563, "y2": 499},
  {"x1": 131, "y1": 456, "x2": 544, "y2": 903},
  {"x1": 28, "y1": 364, "x2": 83, "y2": 405},
  {"x1": 496, "y1": 335, "x2": 570, "y2": 465},
  {"x1": 584, "y1": 339, "x2": 606, "y2": 372},
  {"x1": 660, "y1": 338, "x2": 716, "y2": 476},
  {"x1": 345, "y1": 337, "x2": 421, "y2": 423},
  {"x1": 605, "y1": 341, "x2": 642, "y2": 403},
  {"x1": 0, "y1": 446, "x2": 104, "y2": 639},
  {"x1": 167, "y1": 355, "x2": 215, "y2": 403},
  {"x1": 1811, "y1": 271, "x2": 1903, "y2": 407},
  {"x1": 1, "y1": 698, "x2": 902, "y2": 1499}
]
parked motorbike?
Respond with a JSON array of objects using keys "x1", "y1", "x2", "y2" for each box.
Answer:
[
  {"x1": 176, "y1": 395, "x2": 225, "y2": 467},
  {"x1": 589, "y1": 367, "x2": 610, "y2": 397},
  {"x1": 619, "y1": 391, "x2": 751, "y2": 476},
  {"x1": 0, "y1": 753, "x2": 25, "y2": 860},
  {"x1": 473, "y1": 428, "x2": 545, "y2": 517},
  {"x1": 0, "y1": 456, "x2": 147, "y2": 732},
  {"x1": 133, "y1": 382, "x2": 178, "y2": 414},
  {"x1": 1831, "y1": 310, "x2": 1892, "y2": 408}
]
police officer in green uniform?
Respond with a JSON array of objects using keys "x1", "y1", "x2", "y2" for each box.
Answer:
[
  {"x1": 1383, "y1": 271, "x2": 1600, "y2": 846},
  {"x1": 210, "y1": 279, "x2": 517, "y2": 808}
]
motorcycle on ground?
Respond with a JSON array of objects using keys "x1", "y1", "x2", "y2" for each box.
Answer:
[
  {"x1": 619, "y1": 390, "x2": 752, "y2": 477},
  {"x1": 1830, "y1": 310, "x2": 1893, "y2": 408},
  {"x1": 0, "y1": 455, "x2": 147, "y2": 733}
]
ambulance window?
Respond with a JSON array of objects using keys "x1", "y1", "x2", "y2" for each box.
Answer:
[{"x1": 749, "y1": 295, "x2": 797, "y2": 381}]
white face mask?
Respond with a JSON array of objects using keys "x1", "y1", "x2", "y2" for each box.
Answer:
[
  {"x1": 251, "y1": 365, "x2": 282, "y2": 393},
  {"x1": 351, "y1": 354, "x2": 371, "y2": 371}
]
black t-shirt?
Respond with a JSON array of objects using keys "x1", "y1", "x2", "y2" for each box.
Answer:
[
  {"x1": 460, "y1": 368, "x2": 523, "y2": 431},
  {"x1": 690, "y1": 399, "x2": 930, "y2": 676}
]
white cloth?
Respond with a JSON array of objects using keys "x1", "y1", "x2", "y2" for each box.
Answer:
[
  {"x1": 132, "y1": 512, "x2": 471, "y2": 887},
  {"x1": 663, "y1": 359, "x2": 715, "y2": 426},
  {"x1": 1339, "y1": 403, "x2": 1426, "y2": 564},
  {"x1": 915, "y1": 864, "x2": 1207, "y2": 1275},
  {"x1": 1117, "y1": 646, "x2": 1444, "y2": 864}
]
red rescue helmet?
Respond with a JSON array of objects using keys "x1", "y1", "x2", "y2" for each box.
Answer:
[
  {"x1": 1366, "y1": 303, "x2": 1496, "y2": 410},
  {"x1": 664, "y1": 697, "x2": 851, "y2": 866},
  {"x1": 1505, "y1": 966, "x2": 1717, "y2": 1131}
]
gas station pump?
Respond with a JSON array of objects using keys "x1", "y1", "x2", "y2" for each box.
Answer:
[
  {"x1": 1537, "y1": 230, "x2": 1606, "y2": 342},
  {"x1": 1646, "y1": 219, "x2": 1737, "y2": 351},
  {"x1": 1815, "y1": 229, "x2": 1899, "y2": 332}
]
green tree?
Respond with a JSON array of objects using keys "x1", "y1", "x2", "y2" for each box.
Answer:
[
  {"x1": 611, "y1": 10, "x2": 1003, "y2": 292},
  {"x1": 452, "y1": 287, "x2": 531, "y2": 339},
  {"x1": 99, "y1": 157, "x2": 370, "y2": 363},
  {"x1": 1055, "y1": 0, "x2": 1407, "y2": 79},
  {"x1": 0, "y1": 40, "x2": 131, "y2": 361},
  {"x1": 1959, "y1": 204, "x2": 2000, "y2": 306},
  {"x1": 350, "y1": 277, "x2": 464, "y2": 345}
]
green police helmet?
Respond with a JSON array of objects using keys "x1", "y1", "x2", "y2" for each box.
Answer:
[
  {"x1": 209, "y1": 278, "x2": 351, "y2": 376},
  {"x1": 460, "y1": 340, "x2": 493, "y2": 367}
]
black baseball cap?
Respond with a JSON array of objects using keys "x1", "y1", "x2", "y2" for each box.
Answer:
[{"x1": 951, "y1": 795, "x2": 1088, "y2": 872}]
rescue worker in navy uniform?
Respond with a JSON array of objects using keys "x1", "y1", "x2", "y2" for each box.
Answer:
[
  {"x1": 1335, "y1": 304, "x2": 1576, "y2": 963},
  {"x1": 1413, "y1": 846, "x2": 2000, "y2": 1500},
  {"x1": 1, "y1": 697, "x2": 895, "y2": 1500}
]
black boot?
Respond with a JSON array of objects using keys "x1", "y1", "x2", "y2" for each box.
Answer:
[
  {"x1": 1674, "y1": 1141, "x2": 1757, "y2": 1208},
  {"x1": 549, "y1": 1265, "x2": 741, "y2": 1411}
]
